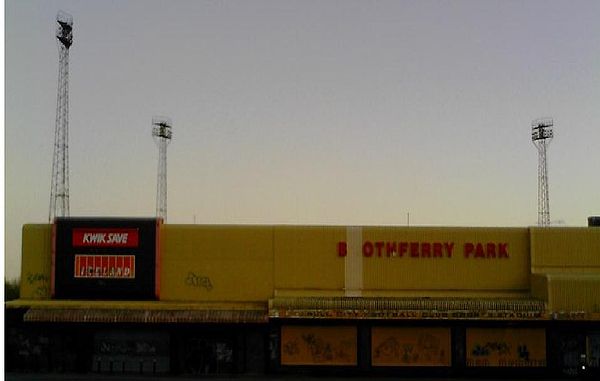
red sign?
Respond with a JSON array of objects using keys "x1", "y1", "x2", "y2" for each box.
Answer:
[
  {"x1": 338, "y1": 241, "x2": 509, "y2": 259},
  {"x1": 74, "y1": 255, "x2": 135, "y2": 279},
  {"x1": 72, "y1": 228, "x2": 139, "y2": 247}
]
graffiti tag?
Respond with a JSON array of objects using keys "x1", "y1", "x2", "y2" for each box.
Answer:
[
  {"x1": 185, "y1": 272, "x2": 213, "y2": 291},
  {"x1": 26, "y1": 272, "x2": 50, "y2": 297}
]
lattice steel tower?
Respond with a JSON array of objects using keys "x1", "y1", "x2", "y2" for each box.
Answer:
[
  {"x1": 531, "y1": 118, "x2": 554, "y2": 227},
  {"x1": 152, "y1": 117, "x2": 173, "y2": 221},
  {"x1": 49, "y1": 11, "x2": 73, "y2": 222}
]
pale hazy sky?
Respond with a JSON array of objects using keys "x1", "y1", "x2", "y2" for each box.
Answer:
[{"x1": 5, "y1": 0, "x2": 600, "y2": 279}]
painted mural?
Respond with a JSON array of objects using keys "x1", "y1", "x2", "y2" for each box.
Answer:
[
  {"x1": 466, "y1": 328, "x2": 546, "y2": 367},
  {"x1": 371, "y1": 327, "x2": 451, "y2": 366},
  {"x1": 280, "y1": 326, "x2": 357, "y2": 366}
]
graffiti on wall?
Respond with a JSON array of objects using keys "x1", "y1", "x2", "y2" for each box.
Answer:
[
  {"x1": 185, "y1": 272, "x2": 213, "y2": 291},
  {"x1": 466, "y1": 328, "x2": 546, "y2": 367},
  {"x1": 371, "y1": 327, "x2": 450, "y2": 366},
  {"x1": 281, "y1": 326, "x2": 357, "y2": 365},
  {"x1": 26, "y1": 272, "x2": 50, "y2": 298},
  {"x1": 92, "y1": 331, "x2": 170, "y2": 374}
]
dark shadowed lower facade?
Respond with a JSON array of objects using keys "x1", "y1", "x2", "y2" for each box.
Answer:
[{"x1": 6, "y1": 218, "x2": 600, "y2": 377}]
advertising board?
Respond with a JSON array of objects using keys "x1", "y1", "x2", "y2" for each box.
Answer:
[{"x1": 53, "y1": 218, "x2": 159, "y2": 300}]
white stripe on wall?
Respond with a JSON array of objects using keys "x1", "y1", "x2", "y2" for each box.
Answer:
[{"x1": 345, "y1": 226, "x2": 363, "y2": 296}]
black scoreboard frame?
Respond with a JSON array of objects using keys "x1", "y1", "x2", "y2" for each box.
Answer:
[{"x1": 52, "y1": 217, "x2": 161, "y2": 300}]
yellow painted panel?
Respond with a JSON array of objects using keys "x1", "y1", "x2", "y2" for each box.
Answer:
[
  {"x1": 531, "y1": 228, "x2": 600, "y2": 270},
  {"x1": 160, "y1": 259, "x2": 273, "y2": 301},
  {"x1": 161, "y1": 225, "x2": 273, "y2": 260},
  {"x1": 159, "y1": 225, "x2": 273, "y2": 302},
  {"x1": 361, "y1": 227, "x2": 530, "y2": 291},
  {"x1": 20, "y1": 224, "x2": 53, "y2": 299},
  {"x1": 546, "y1": 274, "x2": 600, "y2": 313},
  {"x1": 281, "y1": 326, "x2": 357, "y2": 365},
  {"x1": 372, "y1": 327, "x2": 451, "y2": 366},
  {"x1": 530, "y1": 274, "x2": 549, "y2": 302},
  {"x1": 466, "y1": 328, "x2": 546, "y2": 367},
  {"x1": 274, "y1": 226, "x2": 345, "y2": 290}
]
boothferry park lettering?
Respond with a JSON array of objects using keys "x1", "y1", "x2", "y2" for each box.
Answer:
[{"x1": 337, "y1": 241, "x2": 509, "y2": 259}]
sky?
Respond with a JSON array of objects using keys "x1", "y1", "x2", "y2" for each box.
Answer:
[{"x1": 4, "y1": 0, "x2": 600, "y2": 280}]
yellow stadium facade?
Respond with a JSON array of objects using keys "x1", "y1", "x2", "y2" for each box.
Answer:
[{"x1": 6, "y1": 219, "x2": 600, "y2": 377}]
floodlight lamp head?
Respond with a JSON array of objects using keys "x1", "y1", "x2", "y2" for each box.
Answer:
[
  {"x1": 531, "y1": 117, "x2": 554, "y2": 142},
  {"x1": 56, "y1": 11, "x2": 73, "y2": 48},
  {"x1": 152, "y1": 116, "x2": 173, "y2": 141}
]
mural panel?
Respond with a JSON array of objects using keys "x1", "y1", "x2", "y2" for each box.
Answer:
[
  {"x1": 466, "y1": 328, "x2": 546, "y2": 367},
  {"x1": 371, "y1": 327, "x2": 451, "y2": 366},
  {"x1": 280, "y1": 326, "x2": 357, "y2": 366}
]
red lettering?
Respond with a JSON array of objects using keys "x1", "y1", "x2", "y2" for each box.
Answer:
[
  {"x1": 464, "y1": 243, "x2": 474, "y2": 257},
  {"x1": 444, "y1": 242, "x2": 454, "y2": 258},
  {"x1": 499, "y1": 243, "x2": 509, "y2": 258},
  {"x1": 410, "y1": 242, "x2": 419, "y2": 257},
  {"x1": 399, "y1": 242, "x2": 407, "y2": 257},
  {"x1": 433, "y1": 242, "x2": 443, "y2": 257},
  {"x1": 486, "y1": 243, "x2": 496, "y2": 258},
  {"x1": 363, "y1": 241, "x2": 373, "y2": 257},
  {"x1": 73, "y1": 228, "x2": 139, "y2": 247},
  {"x1": 385, "y1": 242, "x2": 397, "y2": 257},
  {"x1": 475, "y1": 243, "x2": 485, "y2": 258},
  {"x1": 421, "y1": 242, "x2": 431, "y2": 257},
  {"x1": 338, "y1": 242, "x2": 347, "y2": 257},
  {"x1": 74, "y1": 255, "x2": 135, "y2": 278},
  {"x1": 375, "y1": 241, "x2": 384, "y2": 257}
]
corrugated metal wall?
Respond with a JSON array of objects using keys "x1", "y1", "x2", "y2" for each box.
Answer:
[
  {"x1": 360, "y1": 227, "x2": 530, "y2": 292},
  {"x1": 17, "y1": 223, "x2": 600, "y2": 314},
  {"x1": 160, "y1": 225, "x2": 274, "y2": 302},
  {"x1": 20, "y1": 224, "x2": 52, "y2": 299},
  {"x1": 530, "y1": 227, "x2": 600, "y2": 273},
  {"x1": 273, "y1": 226, "x2": 346, "y2": 293},
  {"x1": 546, "y1": 274, "x2": 600, "y2": 312}
]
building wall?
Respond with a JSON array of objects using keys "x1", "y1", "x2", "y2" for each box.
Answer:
[
  {"x1": 529, "y1": 227, "x2": 600, "y2": 313},
  {"x1": 547, "y1": 274, "x2": 600, "y2": 313},
  {"x1": 273, "y1": 226, "x2": 346, "y2": 295},
  {"x1": 160, "y1": 225, "x2": 532, "y2": 299},
  {"x1": 18, "y1": 223, "x2": 600, "y2": 312},
  {"x1": 530, "y1": 227, "x2": 600, "y2": 274},
  {"x1": 20, "y1": 224, "x2": 52, "y2": 299},
  {"x1": 359, "y1": 227, "x2": 530, "y2": 294},
  {"x1": 273, "y1": 226, "x2": 532, "y2": 297},
  {"x1": 160, "y1": 225, "x2": 274, "y2": 302}
]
